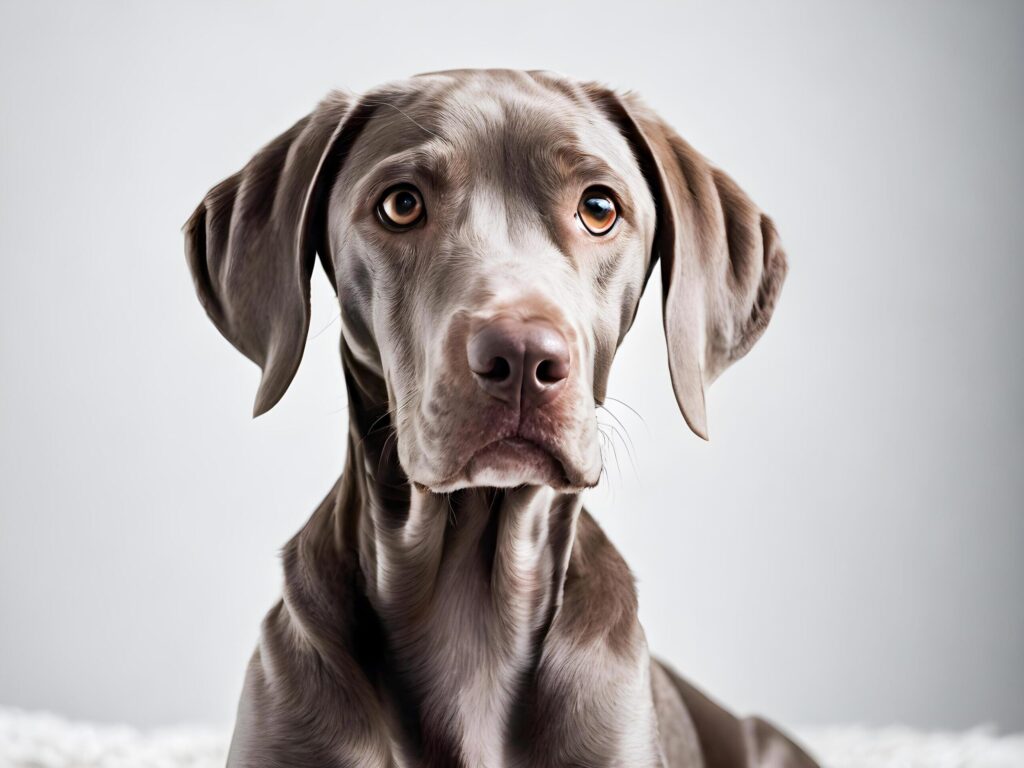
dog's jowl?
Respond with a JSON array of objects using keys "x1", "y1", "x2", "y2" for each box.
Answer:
[{"x1": 185, "y1": 69, "x2": 816, "y2": 768}]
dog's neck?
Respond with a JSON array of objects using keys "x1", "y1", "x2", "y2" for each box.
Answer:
[{"x1": 317, "y1": 355, "x2": 589, "y2": 759}]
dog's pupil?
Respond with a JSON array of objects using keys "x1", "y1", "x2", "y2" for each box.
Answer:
[
  {"x1": 585, "y1": 197, "x2": 612, "y2": 220},
  {"x1": 395, "y1": 191, "x2": 416, "y2": 214}
]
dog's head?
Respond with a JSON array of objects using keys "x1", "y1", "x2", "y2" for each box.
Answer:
[{"x1": 185, "y1": 70, "x2": 786, "y2": 493}]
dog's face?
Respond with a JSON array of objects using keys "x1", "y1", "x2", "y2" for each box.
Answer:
[
  {"x1": 185, "y1": 70, "x2": 787, "y2": 492},
  {"x1": 327, "y1": 73, "x2": 655, "y2": 491}
]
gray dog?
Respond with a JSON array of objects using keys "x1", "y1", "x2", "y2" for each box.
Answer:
[{"x1": 185, "y1": 69, "x2": 817, "y2": 768}]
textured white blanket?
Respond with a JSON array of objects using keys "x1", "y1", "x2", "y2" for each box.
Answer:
[{"x1": 2, "y1": 708, "x2": 1023, "y2": 768}]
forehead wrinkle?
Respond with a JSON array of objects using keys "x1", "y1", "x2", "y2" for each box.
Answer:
[
  {"x1": 371, "y1": 100, "x2": 453, "y2": 146},
  {"x1": 551, "y1": 146, "x2": 630, "y2": 193},
  {"x1": 364, "y1": 141, "x2": 457, "y2": 184},
  {"x1": 356, "y1": 79, "x2": 458, "y2": 145},
  {"x1": 403, "y1": 75, "x2": 616, "y2": 183},
  {"x1": 431, "y1": 79, "x2": 573, "y2": 161}
]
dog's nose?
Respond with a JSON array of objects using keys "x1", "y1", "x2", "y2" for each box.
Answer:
[{"x1": 467, "y1": 318, "x2": 570, "y2": 408}]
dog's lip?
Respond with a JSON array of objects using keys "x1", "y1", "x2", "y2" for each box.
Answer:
[
  {"x1": 426, "y1": 432, "x2": 589, "y2": 493},
  {"x1": 481, "y1": 435, "x2": 552, "y2": 456},
  {"x1": 469, "y1": 434, "x2": 568, "y2": 480}
]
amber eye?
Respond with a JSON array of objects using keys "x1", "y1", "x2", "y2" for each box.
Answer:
[
  {"x1": 377, "y1": 185, "x2": 425, "y2": 229},
  {"x1": 576, "y1": 190, "x2": 618, "y2": 235}
]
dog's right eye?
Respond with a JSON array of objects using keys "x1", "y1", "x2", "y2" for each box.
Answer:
[
  {"x1": 377, "y1": 185, "x2": 425, "y2": 230},
  {"x1": 576, "y1": 188, "x2": 618, "y2": 236}
]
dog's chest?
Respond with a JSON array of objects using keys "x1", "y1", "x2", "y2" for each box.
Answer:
[
  {"x1": 372, "y1": 497, "x2": 663, "y2": 767},
  {"x1": 385, "y1": 515, "x2": 555, "y2": 766}
]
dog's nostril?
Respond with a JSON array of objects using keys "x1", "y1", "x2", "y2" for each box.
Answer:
[
  {"x1": 535, "y1": 359, "x2": 566, "y2": 384},
  {"x1": 482, "y1": 356, "x2": 512, "y2": 381}
]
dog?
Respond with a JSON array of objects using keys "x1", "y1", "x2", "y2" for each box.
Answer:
[{"x1": 185, "y1": 69, "x2": 817, "y2": 768}]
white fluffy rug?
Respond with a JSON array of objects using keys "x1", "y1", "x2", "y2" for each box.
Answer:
[{"x1": 2, "y1": 708, "x2": 1023, "y2": 768}]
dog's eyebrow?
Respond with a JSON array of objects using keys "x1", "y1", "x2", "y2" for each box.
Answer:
[
  {"x1": 552, "y1": 144, "x2": 629, "y2": 191},
  {"x1": 357, "y1": 143, "x2": 458, "y2": 200}
]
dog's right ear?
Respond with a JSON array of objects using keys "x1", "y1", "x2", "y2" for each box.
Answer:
[
  {"x1": 184, "y1": 92, "x2": 370, "y2": 416},
  {"x1": 584, "y1": 85, "x2": 788, "y2": 440}
]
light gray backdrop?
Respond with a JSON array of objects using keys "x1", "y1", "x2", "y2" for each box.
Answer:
[{"x1": 1, "y1": 0, "x2": 1022, "y2": 733}]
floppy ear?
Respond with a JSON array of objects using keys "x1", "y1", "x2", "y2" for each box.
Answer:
[
  {"x1": 589, "y1": 88, "x2": 788, "y2": 440},
  {"x1": 184, "y1": 91, "x2": 367, "y2": 416}
]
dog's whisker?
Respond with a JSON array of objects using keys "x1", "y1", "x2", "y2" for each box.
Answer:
[
  {"x1": 598, "y1": 404, "x2": 638, "y2": 463},
  {"x1": 604, "y1": 396, "x2": 650, "y2": 436},
  {"x1": 597, "y1": 416, "x2": 641, "y2": 488},
  {"x1": 595, "y1": 420, "x2": 624, "y2": 481},
  {"x1": 354, "y1": 391, "x2": 414, "y2": 450},
  {"x1": 596, "y1": 442, "x2": 616, "y2": 503},
  {"x1": 607, "y1": 419, "x2": 641, "y2": 483},
  {"x1": 376, "y1": 429, "x2": 401, "y2": 477}
]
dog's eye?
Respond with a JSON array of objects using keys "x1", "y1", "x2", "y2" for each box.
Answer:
[
  {"x1": 377, "y1": 185, "x2": 425, "y2": 229},
  {"x1": 576, "y1": 190, "x2": 617, "y2": 236}
]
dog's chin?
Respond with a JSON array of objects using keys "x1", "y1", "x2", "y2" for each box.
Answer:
[
  {"x1": 422, "y1": 437, "x2": 595, "y2": 494},
  {"x1": 468, "y1": 437, "x2": 569, "y2": 488}
]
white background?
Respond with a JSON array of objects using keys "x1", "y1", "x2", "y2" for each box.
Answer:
[{"x1": 1, "y1": 0, "x2": 1022, "y2": 732}]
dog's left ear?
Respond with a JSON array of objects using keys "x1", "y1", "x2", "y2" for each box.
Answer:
[
  {"x1": 183, "y1": 91, "x2": 369, "y2": 416},
  {"x1": 588, "y1": 87, "x2": 788, "y2": 440}
]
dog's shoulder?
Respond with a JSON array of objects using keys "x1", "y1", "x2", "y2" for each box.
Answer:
[{"x1": 557, "y1": 508, "x2": 640, "y2": 653}]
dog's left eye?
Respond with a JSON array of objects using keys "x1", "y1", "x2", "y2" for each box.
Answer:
[
  {"x1": 576, "y1": 190, "x2": 617, "y2": 236},
  {"x1": 377, "y1": 185, "x2": 425, "y2": 229}
]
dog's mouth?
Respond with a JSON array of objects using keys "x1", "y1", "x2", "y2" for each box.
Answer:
[
  {"x1": 426, "y1": 433, "x2": 587, "y2": 493},
  {"x1": 472, "y1": 435, "x2": 565, "y2": 478}
]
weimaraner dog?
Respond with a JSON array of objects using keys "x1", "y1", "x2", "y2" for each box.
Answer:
[{"x1": 185, "y1": 69, "x2": 817, "y2": 768}]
